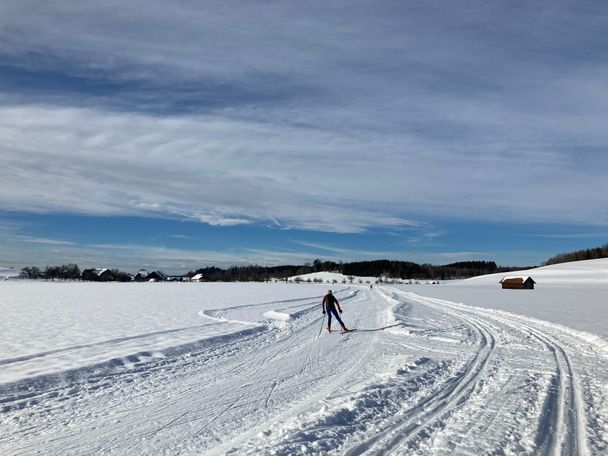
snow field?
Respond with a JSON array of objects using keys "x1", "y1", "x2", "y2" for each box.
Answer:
[{"x1": 1, "y1": 277, "x2": 607, "y2": 455}]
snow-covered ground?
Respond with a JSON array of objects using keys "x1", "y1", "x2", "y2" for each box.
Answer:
[
  {"x1": 402, "y1": 258, "x2": 608, "y2": 339},
  {"x1": 0, "y1": 266, "x2": 19, "y2": 280},
  {"x1": 290, "y1": 271, "x2": 380, "y2": 284},
  {"x1": 1, "y1": 260, "x2": 607, "y2": 455}
]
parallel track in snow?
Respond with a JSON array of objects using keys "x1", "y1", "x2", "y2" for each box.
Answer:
[
  {"x1": 1, "y1": 285, "x2": 604, "y2": 455},
  {"x1": 343, "y1": 289, "x2": 497, "y2": 455},
  {"x1": 388, "y1": 290, "x2": 590, "y2": 456},
  {"x1": 480, "y1": 309, "x2": 589, "y2": 456}
]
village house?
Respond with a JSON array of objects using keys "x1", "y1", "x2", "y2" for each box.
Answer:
[
  {"x1": 132, "y1": 270, "x2": 166, "y2": 282},
  {"x1": 146, "y1": 271, "x2": 166, "y2": 282},
  {"x1": 81, "y1": 268, "x2": 115, "y2": 282},
  {"x1": 132, "y1": 270, "x2": 150, "y2": 282}
]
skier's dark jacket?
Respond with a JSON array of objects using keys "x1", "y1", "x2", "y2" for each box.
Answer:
[{"x1": 322, "y1": 293, "x2": 342, "y2": 312}]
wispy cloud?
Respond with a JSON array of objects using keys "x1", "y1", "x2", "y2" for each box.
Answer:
[
  {"x1": 1, "y1": 1, "x2": 607, "y2": 249},
  {"x1": 433, "y1": 251, "x2": 493, "y2": 262},
  {"x1": 0, "y1": 232, "x2": 298, "y2": 272},
  {"x1": 169, "y1": 234, "x2": 196, "y2": 240},
  {"x1": 14, "y1": 235, "x2": 76, "y2": 246}
]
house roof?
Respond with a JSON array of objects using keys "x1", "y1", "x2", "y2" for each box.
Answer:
[
  {"x1": 148, "y1": 271, "x2": 166, "y2": 278},
  {"x1": 83, "y1": 268, "x2": 111, "y2": 276},
  {"x1": 499, "y1": 276, "x2": 535, "y2": 284}
]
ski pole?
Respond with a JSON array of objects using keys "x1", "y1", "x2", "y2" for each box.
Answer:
[{"x1": 317, "y1": 313, "x2": 326, "y2": 336}]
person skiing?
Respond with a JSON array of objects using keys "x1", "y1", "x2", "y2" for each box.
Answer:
[{"x1": 322, "y1": 290, "x2": 349, "y2": 333}]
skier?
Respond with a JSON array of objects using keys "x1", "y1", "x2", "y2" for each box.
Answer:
[{"x1": 322, "y1": 290, "x2": 349, "y2": 333}]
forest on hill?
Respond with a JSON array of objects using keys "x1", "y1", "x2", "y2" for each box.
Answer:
[
  {"x1": 18, "y1": 259, "x2": 532, "y2": 283},
  {"x1": 544, "y1": 243, "x2": 608, "y2": 265},
  {"x1": 189, "y1": 259, "x2": 525, "y2": 282}
]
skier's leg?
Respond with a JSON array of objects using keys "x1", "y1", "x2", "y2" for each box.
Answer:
[
  {"x1": 331, "y1": 308, "x2": 347, "y2": 330},
  {"x1": 327, "y1": 310, "x2": 333, "y2": 331},
  {"x1": 332, "y1": 307, "x2": 345, "y2": 326}
]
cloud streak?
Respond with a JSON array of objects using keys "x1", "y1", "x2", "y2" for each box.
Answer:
[{"x1": 1, "y1": 0, "x2": 608, "y2": 238}]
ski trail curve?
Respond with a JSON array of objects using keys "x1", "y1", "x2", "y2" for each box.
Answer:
[{"x1": 388, "y1": 290, "x2": 594, "y2": 456}]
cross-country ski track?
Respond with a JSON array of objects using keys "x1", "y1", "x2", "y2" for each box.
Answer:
[{"x1": 1, "y1": 285, "x2": 607, "y2": 455}]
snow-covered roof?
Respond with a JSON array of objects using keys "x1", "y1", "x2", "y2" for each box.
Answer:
[
  {"x1": 92, "y1": 268, "x2": 111, "y2": 276},
  {"x1": 500, "y1": 276, "x2": 535, "y2": 284}
]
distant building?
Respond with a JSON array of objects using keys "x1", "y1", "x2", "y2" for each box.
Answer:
[
  {"x1": 146, "y1": 271, "x2": 166, "y2": 282},
  {"x1": 191, "y1": 273, "x2": 206, "y2": 282},
  {"x1": 500, "y1": 276, "x2": 535, "y2": 290},
  {"x1": 132, "y1": 270, "x2": 150, "y2": 282},
  {"x1": 166, "y1": 275, "x2": 185, "y2": 282},
  {"x1": 82, "y1": 268, "x2": 115, "y2": 282}
]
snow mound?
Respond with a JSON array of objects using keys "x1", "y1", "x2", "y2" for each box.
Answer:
[
  {"x1": 289, "y1": 271, "x2": 378, "y2": 284},
  {"x1": 262, "y1": 310, "x2": 291, "y2": 321}
]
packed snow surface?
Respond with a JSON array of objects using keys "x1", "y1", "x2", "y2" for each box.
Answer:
[{"x1": 1, "y1": 261, "x2": 607, "y2": 455}]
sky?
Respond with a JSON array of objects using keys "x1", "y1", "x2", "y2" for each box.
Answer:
[{"x1": 1, "y1": 0, "x2": 608, "y2": 273}]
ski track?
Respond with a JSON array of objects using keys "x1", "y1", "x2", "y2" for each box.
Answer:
[
  {"x1": 384, "y1": 290, "x2": 592, "y2": 456},
  {"x1": 1, "y1": 286, "x2": 606, "y2": 455}
]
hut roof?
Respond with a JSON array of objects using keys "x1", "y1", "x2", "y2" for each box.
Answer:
[{"x1": 499, "y1": 276, "x2": 535, "y2": 285}]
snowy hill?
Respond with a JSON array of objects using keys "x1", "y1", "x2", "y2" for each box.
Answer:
[
  {"x1": 462, "y1": 257, "x2": 608, "y2": 285},
  {"x1": 401, "y1": 258, "x2": 608, "y2": 339},
  {"x1": 289, "y1": 270, "x2": 413, "y2": 284},
  {"x1": 289, "y1": 271, "x2": 378, "y2": 284}
]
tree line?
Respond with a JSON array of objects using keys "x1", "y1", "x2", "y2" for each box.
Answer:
[
  {"x1": 21, "y1": 264, "x2": 81, "y2": 280},
  {"x1": 20, "y1": 258, "x2": 526, "y2": 283},
  {"x1": 544, "y1": 243, "x2": 608, "y2": 266},
  {"x1": 20, "y1": 264, "x2": 131, "y2": 281},
  {"x1": 188, "y1": 259, "x2": 520, "y2": 282}
]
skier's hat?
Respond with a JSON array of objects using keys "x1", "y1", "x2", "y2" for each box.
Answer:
[{"x1": 328, "y1": 289, "x2": 332, "y2": 294}]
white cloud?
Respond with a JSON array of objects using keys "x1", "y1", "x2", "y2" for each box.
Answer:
[
  {"x1": 14, "y1": 235, "x2": 76, "y2": 246},
  {"x1": 1, "y1": 1, "x2": 608, "y2": 231}
]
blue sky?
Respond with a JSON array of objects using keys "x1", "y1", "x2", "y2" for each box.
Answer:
[{"x1": 1, "y1": 1, "x2": 607, "y2": 273}]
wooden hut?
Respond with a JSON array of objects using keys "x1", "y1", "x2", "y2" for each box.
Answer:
[{"x1": 500, "y1": 276, "x2": 535, "y2": 290}]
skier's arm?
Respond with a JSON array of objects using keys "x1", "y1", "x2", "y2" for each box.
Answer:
[
  {"x1": 336, "y1": 299, "x2": 342, "y2": 313},
  {"x1": 322, "y1": 296, "x2": 327, "y2": 313}
]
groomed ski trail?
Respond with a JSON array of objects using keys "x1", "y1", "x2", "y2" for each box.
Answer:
[{"x1": 1, "y1": 285, "x2": 606, "y2": 455}]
